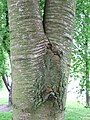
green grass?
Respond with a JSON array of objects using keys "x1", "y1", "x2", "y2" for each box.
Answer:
[
  {"x1": 0, "y1": 112, "x2": 12, "y2": 120},
  {"x1": 0, "y1": 98, "x2": 90, "y2": 120},
  {"x1": 0, "y1": 97, "x2": 12, "y2": 120},
  {"x1": 65, "y1": 101, "x2": 90, "y2": 120}
]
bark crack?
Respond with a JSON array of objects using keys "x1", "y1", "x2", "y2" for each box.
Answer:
[{"x1": 32, "y1": 44, "x2": 66, "y2": 111}]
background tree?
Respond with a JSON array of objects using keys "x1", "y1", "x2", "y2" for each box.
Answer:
[
  {"x1": 0, "y1": 0, "x2": 11, "y2": 105},
  {"x1": 7, "y1": 0, "x2": 75, "y2": 120},
  {"x1": 71, "y1": 0, "x2": 90, "y2": 107}
]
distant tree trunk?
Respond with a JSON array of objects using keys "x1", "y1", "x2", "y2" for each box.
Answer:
[
  {"x1": 8, "y1": 83, "x2": 12, "y2": 106},
  {"x1": 85, "y1": 39, "x2": 90, "y2": 107},
  {"x1": 7, "y1": 0, "x2": 75, "y2": 120},
  {"x1": 2, "y1": 74, "x2": 12, "y2": 106}
]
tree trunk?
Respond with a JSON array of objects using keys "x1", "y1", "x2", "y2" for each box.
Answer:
[
  {"x1": 43, "y1": 0, "x2": 76, "y2": 117},
  {"x1": 2, "y1": 74, "x2": 12, "y2": 106},
  {"x1": 7, "y1": 0, "x2": 75, "y2": 120},
  {"x1": 85, "y1": 39, "x2": 90, "y2": 107}
]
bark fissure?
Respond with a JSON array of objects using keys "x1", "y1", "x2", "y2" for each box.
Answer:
[{"x1": 33, "y1": 43, "x2": 66, "y2": 112}]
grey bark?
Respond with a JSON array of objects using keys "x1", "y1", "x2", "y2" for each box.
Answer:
[
  {"x1": 7, "y1": 0, "x2": 76, "y2": 120},
  {"x1": 43, "y1": 0, "x2": 76, "y2": 118}
]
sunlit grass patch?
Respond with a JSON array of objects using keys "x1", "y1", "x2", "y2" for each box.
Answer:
[
  {"x1": 0, "y1": 112, "x2": 12, "y2": 120},
  {"x1": 65, "y1": 102, "x2": 90, "y2": 120}
]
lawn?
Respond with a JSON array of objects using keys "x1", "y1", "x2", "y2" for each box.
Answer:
[
  {"x1": 0, "y1": 99, "x2": 90, "y2": 120},
  {"x1": 65, "y1": 102, "x2": 90, "y2": 120},
  {"x1": 0, "y1": 97, "x2": 12, "y2": 120},
  {"x1": 0, "y1": 112, "x2": 12, "y2": 120}
]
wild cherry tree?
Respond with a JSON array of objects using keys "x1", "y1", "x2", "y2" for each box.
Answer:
[{"x1": 7, "y1": 0, "x2": 75, "y2": 120}]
